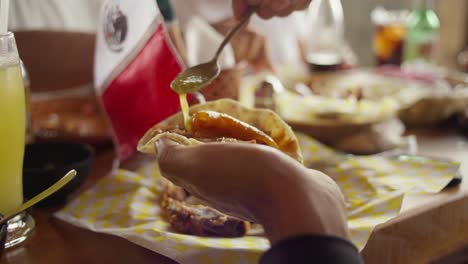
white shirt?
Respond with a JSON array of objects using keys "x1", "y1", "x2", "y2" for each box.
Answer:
[
  {"x1": 8, "y1": 0, "x2": 308, "y2": 66},
  {"x1": 9, "y1": 0, "x2": 105, "y2": 33}
]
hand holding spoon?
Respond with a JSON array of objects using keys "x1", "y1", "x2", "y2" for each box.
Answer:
[
  {"x1": 0, "y1": 170, "x2": 77, "y2": 226},
  {"x1": 170, "y1": 7, "x2": 257, "y2": 94}
]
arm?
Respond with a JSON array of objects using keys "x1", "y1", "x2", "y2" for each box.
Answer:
[
  {"x1": 155, "y1": 137, "x2": 362, "y2": 263},
  {"x1": 261, "y1": 235, "x2": 361, "y2": 264}
]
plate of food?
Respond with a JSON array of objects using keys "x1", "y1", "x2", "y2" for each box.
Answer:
[
  {"x1": 240, "y1": 71, "x2": 416, "y2": 154},
  {"x1": 368, "y1": 65, "x2": 468, "y2": 126}
]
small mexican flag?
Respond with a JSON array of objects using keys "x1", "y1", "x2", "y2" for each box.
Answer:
[{"x1": 94, "y1": 0, "x2": 183, "y2": 161}]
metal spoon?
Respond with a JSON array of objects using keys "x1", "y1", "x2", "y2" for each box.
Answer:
[
  {"x1": 170, "y1": 7, "x2": 257, "y2": 94},
  {"x1": 0, "y1": 170, "x2": 77, "y2": 226}
]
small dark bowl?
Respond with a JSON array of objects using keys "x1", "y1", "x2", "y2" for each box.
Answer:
[
  {"x1": 23, "y1": 142, "x2": 94, "y2": 207},
  {"x1": 0, "y1": 216, "x2": 6, "y2": 257}
]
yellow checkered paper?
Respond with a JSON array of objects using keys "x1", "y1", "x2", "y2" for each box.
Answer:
[
  {"x1": 274, "y1": 91, "x2": 401, "y2": 125},
  {"x1": 55, "y1": 134, "x2": 459, "y2": 264}
]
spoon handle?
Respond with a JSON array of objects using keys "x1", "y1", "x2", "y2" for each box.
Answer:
[
  {"x1": 0, "y1": 170, "x2": 77, "y2": 226},
  {"x1": 214, "y1": 6, "x2": 257, "y2": 60}
]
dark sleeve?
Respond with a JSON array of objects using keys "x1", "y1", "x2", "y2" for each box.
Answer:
[{"x1": 260, "y1": 235, "x2": 363, "y2": 264}]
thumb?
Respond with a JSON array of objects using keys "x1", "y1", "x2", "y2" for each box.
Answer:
[
  {"x1": 154, "y1": 137, "x2": 192, "y2": 185},
  {"x1": 155, "y1": 136, "x2": 182, "y2": 160}
]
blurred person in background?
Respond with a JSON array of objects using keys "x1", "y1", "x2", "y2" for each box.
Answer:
[
  {"x1": 6, "y1": 0, "x2": 311, "y2": 91},
  {"x1": 9, "y1": 0, "x2": 104, "y2": 33},
  {"x1": 170, "y1": 0, "x2": 310, "y2": 72}
]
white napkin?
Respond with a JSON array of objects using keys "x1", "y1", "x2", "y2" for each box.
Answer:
[{"x1": 184, "y1": 16, "x2": 235, "y2": 69}]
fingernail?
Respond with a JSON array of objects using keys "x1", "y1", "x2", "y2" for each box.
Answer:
[
  {"x1": 154, "y1": 137, "x2": 180, "y2": 158},
  {"x1": 155, "y1": 138, "x2": 169, "y2": 158},
  {"x1": 154, "y1": 139, "x2": 162, "y2": 157}
]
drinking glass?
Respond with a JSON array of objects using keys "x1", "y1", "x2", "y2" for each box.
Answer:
[
  {"x1": 0, "y1": 32, "x2": 35, "y2": 248},
  {"x1": 371, "y1": 7, "x2": 409, "y2": 66}
]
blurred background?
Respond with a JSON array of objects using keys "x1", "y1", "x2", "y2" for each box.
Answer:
[
  {"x1": 7, "y1": 0, "x2": 468, "y2": 93},
  {"x1": 343, "y1": 0, "x2": 468, "y2": 68},
  {"x1": 9, "y1": 0, "x2": 468, "y2": 94},
  {"x1": 6, "y1": 0, "x2": 468, "y2": 148}
]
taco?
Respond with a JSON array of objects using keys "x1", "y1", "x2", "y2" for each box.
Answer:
[{"x1": 138, "y1": 99, "x2": 303, "y2": 237}]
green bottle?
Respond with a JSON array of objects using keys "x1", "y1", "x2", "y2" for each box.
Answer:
[{"x1": 404, "y1": 0, "x2": 440, "y2": 63}]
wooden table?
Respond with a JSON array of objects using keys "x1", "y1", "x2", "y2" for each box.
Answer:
[
  {"x1": 362, "y1": 128, "x2": 468, "y2": 264},
  {"x1": 1, "y1": 129, "x2": 467, "y2": 264}
]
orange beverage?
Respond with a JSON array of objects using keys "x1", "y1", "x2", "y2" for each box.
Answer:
[
  {"x1": 371, "y1": 7, "x2": 409, "y2": 66},
  {"x1": 373, "y1": 24, "x2": 407, "y2": 65}
]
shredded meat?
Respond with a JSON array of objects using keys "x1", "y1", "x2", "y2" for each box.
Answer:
[
  {"x1": 160, "y1": 180, "x2": 249, "y2": 237},
  {"x1": 163, "y1": 197, "x2": 249, "y2": 237}
]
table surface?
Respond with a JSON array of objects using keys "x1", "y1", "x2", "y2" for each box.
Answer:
[{"x1": 1, "y1": 128, "x2": 467, "y2": 264}]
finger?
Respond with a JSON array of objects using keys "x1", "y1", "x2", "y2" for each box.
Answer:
[
  {"x1": 154, "y1": 136, "x2": 183, "y2": 158},
  {"x1": 276, "y1": 0, "x2": 310, "y2": 16},
  {"x1": 257, "y1": 1, "x2": 275, "y2": 19},
  {"x1": 270, "y1": 0, "x2": 291, "y2": 12},
  {"x1": 155, "y1": 137, "x2": 190, "y2": 185},
  {"x1": 232, "y1": 0, "x2": 248, "y2": 20},
  {"x1": 276, "y1": 6, "x2": 296, "y2": 17},
  {"x1": 295, "y1": 0, "x2": 311, "y2": 10},
  {"x1": 246, "y1": 0, "x2": 262, "y2": 18},
  {"x1": 273, "y1": 0, "x2": 301, "y2": 17},
  {"x1": 307, "y1": 168, "x2": 346, "y2": 206},
  {"x1": 156, "y1": 140, "x2": 276, "y2": 183},
  {"x1": 156, "y1": 139, "x2": 219, "y2": 183},
  {"x1": 247, "y1": 0, "x2": 262, "y2": 5}
]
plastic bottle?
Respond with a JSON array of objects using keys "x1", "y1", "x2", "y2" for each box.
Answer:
[{"x1": 404, "y1": 0, "x2": 440, "y2": 63}]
